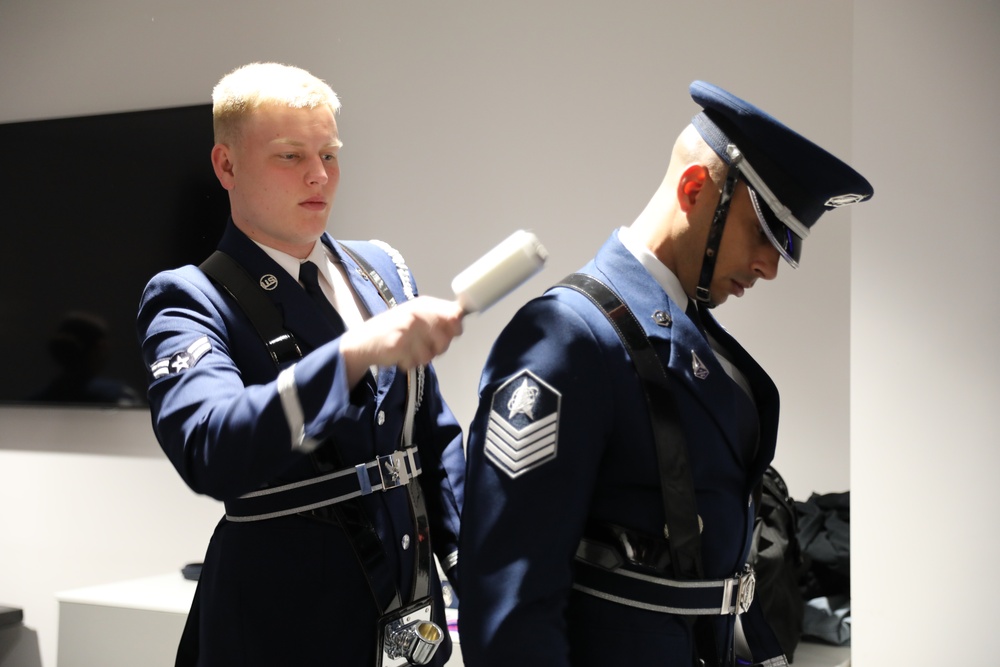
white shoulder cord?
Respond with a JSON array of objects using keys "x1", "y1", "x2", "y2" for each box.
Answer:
[{"x1": 371, "y1": 240, "x2": 416, "y2": 301}]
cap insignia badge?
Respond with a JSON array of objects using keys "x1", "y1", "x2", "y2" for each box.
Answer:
[{"x1": 825, "y1": 193, "x2": 868, "y2": 208}]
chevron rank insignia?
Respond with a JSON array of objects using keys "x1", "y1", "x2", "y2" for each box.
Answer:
[
  {"x1": 484, "y1": 370, "x2": 560, "y2": 479},
  {"x1": 150, "y1": 336, "x2": 212, "y2": 380}
]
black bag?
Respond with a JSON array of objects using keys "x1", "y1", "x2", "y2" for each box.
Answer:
[
  {"x1": 795, "y1": 490, "x2": 850, "y2": 600},
  {"x1": 749, "y1": 467, "x2": 805, "y2": 661}
]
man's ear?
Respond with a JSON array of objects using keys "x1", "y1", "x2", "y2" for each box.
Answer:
[
  {"x1": 211, "y1": 143, "x2": 236, "y2": 191},
  {"x1": 676, "y1": 164, "x2": 708, "y2": 212}
]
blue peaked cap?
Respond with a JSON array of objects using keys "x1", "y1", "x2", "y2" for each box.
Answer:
[{"x1": 689, "y1": 81, "x2": 873, "y2": 267}]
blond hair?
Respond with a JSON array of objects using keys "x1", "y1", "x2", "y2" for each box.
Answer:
[{"x1": 212, "y1": 62, "x2": 341, "y2": 144}]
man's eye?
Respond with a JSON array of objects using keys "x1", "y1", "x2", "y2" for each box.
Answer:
[{"x1": 323, "y1": 153, "x2": 338, "y2": 162}]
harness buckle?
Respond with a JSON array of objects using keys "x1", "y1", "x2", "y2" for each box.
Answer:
[
  {"x1": 721, "y1": 565, "x2": 756, "y2": 615},
  {"x1": 737, "y1": 565, "x2": 756, "y2": 614},
  {"x1": 378, "y1": 452, "x2": 410, "y2": 490}
]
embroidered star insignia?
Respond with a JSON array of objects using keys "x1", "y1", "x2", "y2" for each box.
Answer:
[{"x1": 507, "y1": 377, "x2": 539, "y2": 420}]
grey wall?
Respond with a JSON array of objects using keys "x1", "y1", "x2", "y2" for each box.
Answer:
[{"x1": 2, "y1": 1, "x2": 994, "y2": 665}]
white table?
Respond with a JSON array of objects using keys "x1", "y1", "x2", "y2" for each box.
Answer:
[
  {"x1": 794, "y1": 640, "x2": 851, "y2": 667},
  {"x1": 56, "y1": 574, "x2": 192, "y2": 667}
]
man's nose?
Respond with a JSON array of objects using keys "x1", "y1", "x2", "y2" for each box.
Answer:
[
  {"x1": 305, "y1": 156, "x2": 329, "y2": 185},
  {"x1": 754, "y1": 244, "x2": 780, "y2": 281}
]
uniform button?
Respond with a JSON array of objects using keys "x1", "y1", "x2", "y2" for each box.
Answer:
[
  {"x1": 401, "y1": 534, "x2": 410, "y2": 550},
  {"x1": 377, "y1": 410, "x2": 386, "y2": 425},
  {"x1": 652, "y1": 310, "x2": 672, "y2": 327}
]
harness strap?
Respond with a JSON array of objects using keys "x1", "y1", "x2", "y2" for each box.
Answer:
[
  {"x1": 225, "y1": 448, "x2": 422, "y2": 522},
  {"x1": 339, "y1": 242, "x2": 433, "y2": 608},
  {"x1": 554, "y1": 273, "x2": 704, "y2": 579},
  {"x1": 573, "y1": 541, "x2": 755, "y2": 616},
  {"x1": 200, "y1": 251, "x2": 301, "y2": 365}
]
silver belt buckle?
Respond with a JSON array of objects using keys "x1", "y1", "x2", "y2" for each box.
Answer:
[
  {"x1": 736, "y1": 566, "x2": 756, "y2": 614},
  {"x1": 377, "y1": 451, "x2": 410, "y2": 490}
]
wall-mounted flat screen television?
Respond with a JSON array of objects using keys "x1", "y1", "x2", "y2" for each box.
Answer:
[{"x1": 0, "y1": 104, "x2": 229, "y2": 408}]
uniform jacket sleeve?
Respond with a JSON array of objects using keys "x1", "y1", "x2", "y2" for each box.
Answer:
[{"x1": 459, "y1": 293, "x2": 618, "y2": 667}]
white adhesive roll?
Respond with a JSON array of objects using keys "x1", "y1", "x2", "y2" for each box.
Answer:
[{"x1": 451, "y1": 230, "x2": 548, "y2": 314}]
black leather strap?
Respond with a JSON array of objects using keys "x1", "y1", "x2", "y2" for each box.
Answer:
[
  {"x1": 554, "y1": 273, "x2": 704, "y2": 579},
  {"x1": 339, "y1": 242, "x2": 433, "y2": 606},
  {"x1": 200, "y1": 251, "x2": 302, "y2": 366},
  {"x1": 224, "y1": 448, "x2": 423, "y2": 522},
  {"x1": 695, "y1": 155, "x2": 740, "y2": 304}
]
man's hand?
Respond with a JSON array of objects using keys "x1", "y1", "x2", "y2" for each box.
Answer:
[{"x1": 339, "y1": 296, "x2": 464, "y2": 386}]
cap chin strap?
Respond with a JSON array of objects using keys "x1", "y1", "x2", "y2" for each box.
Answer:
[{"x1": 695, "y1": 148, "x2": 742, "y2": 305}]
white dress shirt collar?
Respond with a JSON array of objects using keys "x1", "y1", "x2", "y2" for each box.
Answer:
[{"x1": 616, "y1": 226, "x2": 690, "y2": 311}]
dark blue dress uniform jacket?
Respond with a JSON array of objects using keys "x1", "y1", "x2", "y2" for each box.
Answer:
[
  {"x1": 459, "y1": 232, "x2": 780, "y2": 666},
  {"x1": 136, "y1": 221, "x2": 464, "y2": 666}
]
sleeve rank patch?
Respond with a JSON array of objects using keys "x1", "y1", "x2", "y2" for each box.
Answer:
[
  {"x1": 485, "y1": 369, "x2": 561, "y2": 479},
  {"x1": 150, "y1": 336, "x2": 212, "y2": 379}
]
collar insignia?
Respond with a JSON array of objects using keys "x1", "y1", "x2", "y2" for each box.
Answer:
[
  {"x1": 260, "y1": 274, "x2": 278, "y2": 290},
  {"x1": 692, "y1": 351, "x2": 710, "y2": 380}
]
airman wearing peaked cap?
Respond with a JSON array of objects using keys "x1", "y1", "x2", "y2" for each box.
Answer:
[
  {"x1": 459, "y1": 81, "x2": 871, "y2": 667},
  {"x1": 689, "y1": 79, "x2": 873, "y2": 299}
]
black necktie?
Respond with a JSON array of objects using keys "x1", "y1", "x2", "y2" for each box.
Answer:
[
  {"x1": 299, "y1": 260, "x2": 347, "y2": 335},
  {"x1": 686, "y1": 299, "x2": 706, "y2": 336}
]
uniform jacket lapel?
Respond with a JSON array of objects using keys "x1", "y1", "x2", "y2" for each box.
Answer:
[
  {"x1": 700, "y1": 308, "x2": 780, "y2": 479},
  {"x1": 215, "y1": 223, "x2": 333, "y2": 355},
  {"x1": 215, "y1": 223, "x2": 394, "y2": 388},
  {"x1": 322, "y1": 237, "x2": 399, "y2": 392},
  {"x1": 587, "y1": 234, "x2": 774, "y2": 469}
]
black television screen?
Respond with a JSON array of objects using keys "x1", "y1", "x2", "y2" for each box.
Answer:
[{"x1": 0, "y1": 104, "x2": 229, "y2": 407}]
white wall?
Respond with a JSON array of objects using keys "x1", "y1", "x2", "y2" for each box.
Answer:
[
  {"x1": 0, "y1": 409, "x2": 222, "y2": 667},
  {"x1": 0, "y1": 0, "x2": 858, "y2": 497},
  {"x1": 852, "y1": 2, "x2": 1000, "y2": 664},
  {"x1": 4, "y1": 0, "x2": 978, "y2": 665}
]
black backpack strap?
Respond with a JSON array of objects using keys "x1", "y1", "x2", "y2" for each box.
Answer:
[
  {"x1": 554, "y1": 272, "x2": 704, "y2": 580},
  {"x1": 199, "y1": 250, "x2": 302, "y2": 366}
]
